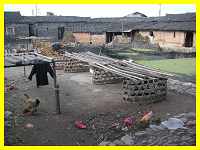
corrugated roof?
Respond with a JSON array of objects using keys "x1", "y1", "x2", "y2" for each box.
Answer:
[{"x1": 4, "y1": 53, "x2": 53, "y2": 67}]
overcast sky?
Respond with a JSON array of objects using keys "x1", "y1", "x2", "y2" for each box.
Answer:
[{"x1": 4, "y1": 4, "x2": 196, "y2": 18}]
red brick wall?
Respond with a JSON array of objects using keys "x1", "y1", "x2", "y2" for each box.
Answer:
[{"x1": 73, "y1": 32, "x2": 105, "y2": 45}]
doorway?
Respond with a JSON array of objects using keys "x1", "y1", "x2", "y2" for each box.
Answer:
[
  {"x1": 58, "y1": 27, "x2": 65, "y2": 40},
  {"x1": 184, "y1": 32, "x2": 193, "y2": 47},
  {"x1": 29, "y1": 24, "x2": 35, "y2": 36}
]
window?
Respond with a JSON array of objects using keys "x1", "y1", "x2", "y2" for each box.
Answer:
[
  {"x1": 6, "y1": 27, "x2": 15, "y2": 35},
  {"x1": 173, "y1": 32, "x2": 176, "y2": 38},
  {"x1": 149, "y1": 31, "x2": 154, "y2": 37}
]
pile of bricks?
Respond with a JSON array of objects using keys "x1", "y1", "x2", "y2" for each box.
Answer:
[
  {"x1": 92, "y1": 67, "x2": 124, "y2": 84},
  {"x1": 52, "y1": 56, "x2": 65, "y2": 70},
  {"x1": 122, "y1": 78, "x2": 167, "y2": 103},
  {"x1": 64, "y1": 57, "x2": 89, "y2": 73}
]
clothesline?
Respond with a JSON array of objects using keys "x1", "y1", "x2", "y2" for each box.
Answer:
[
  {"x1": 4, "y1": 52, "x2": 61, "y2": 114},
  {"x1": 4, "y1": 52, "x2": 54, "y2": 68}
]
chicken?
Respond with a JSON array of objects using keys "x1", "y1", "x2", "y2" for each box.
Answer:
[{"x1": 23, "y1": 94, "x2": 40, "y2": 115}]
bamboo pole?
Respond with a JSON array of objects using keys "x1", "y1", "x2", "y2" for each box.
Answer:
[{"x1": 52, "y1": 60, "x2": 61, "y2": 114}]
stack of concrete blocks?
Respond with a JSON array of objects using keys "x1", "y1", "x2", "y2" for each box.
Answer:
[
  {"x1": 92, "y1": 67, "x2": 124, "y2": 84},
  {"x1": 53, "y1": 56, "x2": 66, "y2": 70},
  {"x1": 122, "y1": 78, "x2": 167, "y2": 103},
  {"x1": 64, "y1": 57, "x2": 89, "y2": 73}
]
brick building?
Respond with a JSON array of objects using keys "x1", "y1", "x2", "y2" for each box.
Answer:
[{"x1": 4, "y1": 11, "x2": 196, "y2": 50}]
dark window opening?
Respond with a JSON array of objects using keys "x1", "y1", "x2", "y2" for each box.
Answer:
[
  {"x1": 46, "y1": 27, "x2": 48, "y2": 31},
  {"x1": 130, "y1": 30, "x2": 136, "y2": 42},
  {"x1": 173, "y1": 32, "x2": 176, "y2": 38},
  {"x1": 149, "y1": 31, "x2": 154, "y2": 37},
  {"x1": 124, "y1": 32, "x2": 131, "y2": 37},
  {"x1": 29, "y1": 24, "x2": 35, "y2": 36},
  {"x1": 106, "y1": 32, "x2": 123, "y2": 43},
  {"x1": 58, "y1": 27, "x2": 65, "y2": 40},
  {"x1": 184, "y1": 32, "x2": 193, "y2": 47}
]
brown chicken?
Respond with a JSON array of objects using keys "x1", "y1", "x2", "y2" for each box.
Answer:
[{"x1": 23, "y1": 94, "x2": 40, "y2": 115}]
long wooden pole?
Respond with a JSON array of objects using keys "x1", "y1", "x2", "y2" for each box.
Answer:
[{"x1": 52, "y1": 60, "x2": 61, "y2": 114}]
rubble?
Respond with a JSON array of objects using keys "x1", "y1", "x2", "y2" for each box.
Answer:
[
  {"x1": 120, "y1": 134, "x2": 134, "y2": 145},
  {"x1": 161, "y1": 118, "x2": 185, "y2": 130},
  {"x1": 167, "y1": 79, "x2": 195, "y2": 96},
  {"x1": 98, "y1": 112, "x2": 196, "y2": 146}
]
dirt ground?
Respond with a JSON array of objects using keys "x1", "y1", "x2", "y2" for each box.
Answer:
[{"x1": 4, "y1": 66, "x2": 196, "y2": 146}]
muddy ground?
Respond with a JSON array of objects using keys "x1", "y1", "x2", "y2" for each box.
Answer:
[{"x1": 4, "y1": 66, "x2": 196, "y2": 145}]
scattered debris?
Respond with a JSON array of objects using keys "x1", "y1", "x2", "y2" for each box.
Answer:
[
  {"x1": 161, "y1": 118, "x2": 185, "y2": 130},
  {"x1": 120, "y1": 134, "x2": 134, "y2": 145},
  {"x1": 5, "y1": 79, "x2": 16, "y2": 93},
  {"x1": 167, "y1": 79, "x2": 196, "y2": 96},
  {"x1": 121, "y1": 127, "x2": 129, "y2": 131},
  {"x1": 75, "y1": 121, "x2": 87, "y2": 129},
  {"x1": 99, "y1": 141, "x2": 111, "y2": 146},
  {"x1": 186, "y1": 120, "x2": 196, "y2": 127},
  {"x1": 111, "y1": 122, "x2": 120, "y2": 129},
  {"x1": 98, "y1": 112, "x2": 196, "y2": 146},
  {"x1": 25, "y1": 123, "x2": 34, "y2": 128},
  {"x1": 123, "y1": 117, "x2": 134, "y2": 127}
]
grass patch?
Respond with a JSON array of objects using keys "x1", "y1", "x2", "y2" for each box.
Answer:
[
  {"x1": 136, "y1": 58, "x2": 196, "y2": 76},
  {"x1": 130, "y1": 48, "x2": 157, "y2": 52},
  {"x1": 117, "y1": 52, "x2": 139, "y2": 56}
]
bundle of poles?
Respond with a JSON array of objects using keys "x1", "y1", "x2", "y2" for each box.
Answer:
[{"x1": 64, "y1": 51, "x2": 172, "y2": 103}]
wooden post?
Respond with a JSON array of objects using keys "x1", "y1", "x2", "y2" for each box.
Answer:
[
  {"x1": 23, "y1": 53, "x2": 26, "y2": 77},
  {"x1": 55, "y1": 84, "x2": 61, "y2": 114},
  {"x1": 53, "y1": 60, "x2": 61, "y2": 114}
]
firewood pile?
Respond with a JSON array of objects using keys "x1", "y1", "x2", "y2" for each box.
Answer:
[
  {"x1": 64, "y1": 51, "x2": 172, "y2": 103},
  {"x1": 32, "y1": 40, "x2": 60, "y2": 57},
  {"x1": 39, "y1": 46, "x2": 60, "y2": 57},
  {"x1": 38, "y1": 44, "x2": 66, "y2": 70}
]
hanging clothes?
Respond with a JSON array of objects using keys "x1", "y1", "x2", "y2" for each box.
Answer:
[{"x1": 28, "y1": 61, "x2": 55, "y2": 87}]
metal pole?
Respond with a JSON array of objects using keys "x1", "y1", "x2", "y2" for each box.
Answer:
[
  {"x1": 53, "y1": 60, "x2": 61, "y2": 114},
  {"x1": 159, "y1": 4, "x2": 161, "y2": 17}
]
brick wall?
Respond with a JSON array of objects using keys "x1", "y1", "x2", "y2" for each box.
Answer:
[
  {"x1": 91, "y1": 34, "x2": 105, "y2": 45},
  {"x1": 139, "y1": 31, "x2": 186, "y2": 47},
  {"x1": 73, "y1": 32, "x2": 91, "y2": 44},
  {"x1": 73, "y1": 32, "x2": 105, "y2": 45}
]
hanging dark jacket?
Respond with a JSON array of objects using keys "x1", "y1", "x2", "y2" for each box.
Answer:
[{"x1": 28, "y1": 62, "x2": 55, "y2": 87}]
